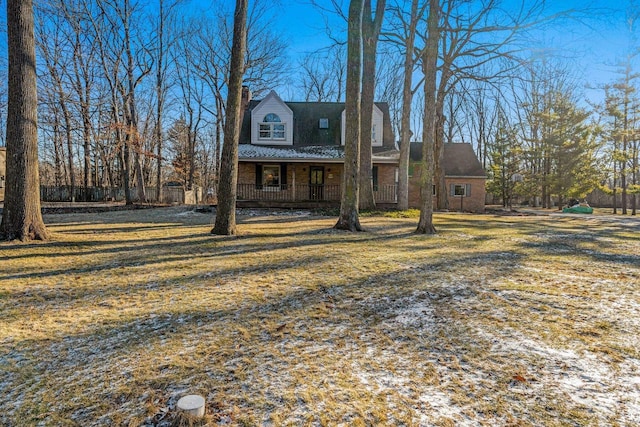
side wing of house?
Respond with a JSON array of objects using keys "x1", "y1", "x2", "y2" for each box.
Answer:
[{"x1": 408, "y1": 142, "x2": 486, "y2": 212}]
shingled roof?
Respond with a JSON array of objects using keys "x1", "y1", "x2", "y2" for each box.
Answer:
[
  {"x1": 239, "y1": 99, "x2": 396, "y2": 152},
  {"x1": 238, "y1": 144, "x2": 399, "y2": 163},
  {"x1": 410, "y1": 142, "x2": 486, "y2": 178}
]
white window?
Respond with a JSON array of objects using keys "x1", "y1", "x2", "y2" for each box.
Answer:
[
  {"x1": 259, "y1": 113, "x2": 286, "y2": 140},
  {"x1": 262, "y1": 165, "x2": 281, "y2": 187},
  {"x1": 451, "y1": 184, "x2": 471, "y2": 197}
]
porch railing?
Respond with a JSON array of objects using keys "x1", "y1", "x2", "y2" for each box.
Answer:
[
  {"x1": 373, "y1": 184, "x2": 398, "y2": 203},
  {"x1": 237, "y1": 183, "x2": 397, "y2": 204}
]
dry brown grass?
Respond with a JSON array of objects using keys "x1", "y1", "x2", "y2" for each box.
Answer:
[{"x1": 1, "y1": 206, "x2": 639, "y2": 426}]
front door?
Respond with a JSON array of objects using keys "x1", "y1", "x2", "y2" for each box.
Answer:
[{"x1": 309, "y1": 166, "x2": 324, "y2": 200}]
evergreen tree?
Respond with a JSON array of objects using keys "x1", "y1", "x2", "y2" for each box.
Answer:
[
  {"x1": 537, "y1": 91, "x2": 601, "y2": 208},
  {"x1": 487, "y1": 118, "x2": 522, "y2": 210}
]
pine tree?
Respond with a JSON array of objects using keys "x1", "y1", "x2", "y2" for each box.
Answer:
[{"x1": 487, "y1": 119, "x2": 522, "y2": 210}]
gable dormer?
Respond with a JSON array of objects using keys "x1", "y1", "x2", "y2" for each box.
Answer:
[
  {"x1": 340, "y1": 104, "x2": 385, "y2": 147},
  {"x1": 251, "y1": 90, "x2": 294, "y2": 146}
]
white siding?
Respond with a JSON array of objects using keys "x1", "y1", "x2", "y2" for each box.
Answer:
[
  {"x1": 341, "y1": 105, "x2": 384, "y2": 147},
  {"x1": 371, "y1": 104, "x2": 384, "y2": 147},
  {"x1": 251, "y1": 91, "x2": 294, "y2": 145}
]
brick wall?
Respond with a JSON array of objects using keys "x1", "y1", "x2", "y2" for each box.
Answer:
[
  {"x1": 408, "y1": 164, "x2": 485, "y2": 213},
  {"x1": 239, "y1": 162, "x2": 345, "y2": 187}
]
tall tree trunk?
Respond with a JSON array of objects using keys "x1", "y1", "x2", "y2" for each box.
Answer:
[
  {"x1": 358, "y1": 0, "x2": 385, "y2": 211},
  {"x1": 335, "y1": 0, "x2": 365, "y2": 232},
  {"x1": 124, "y1": 0, "x2": 146, "y2": 204},
  {"x1": 82, "y1": 110, "x2": 92, "y2": 192},
  {"x1": 632, "y1": 140, "x2": 637, "y2": 215},
  {"x1": 1, "y1": 0, "x2": 49, "y2": 241},
  {"x1": 155, "y1": 0, "x2": 166, "y2": 203},
  {"x1": 121, "y1": 132, "x2": 132, "y2": 204},
  {"x1": 397, "y1": 0, "x2": 419, "y2": 211},
  {"x1": 612, "y1": 156, "x2": 618, "y2": 214},
  {"x1": 416, "y1": 0, "x2": 439, "y2": 234},
  {"x1": 53, "y1": 117, "x2": 64, "y2": 187},
  {"x1": 435, "y1": 107, "x2": 447, "y2": 210},
  {"x1": 212, "y1": 0, "x2": 248, "y2": 235},
  {"x1": 62, "y1": 100, "x2": 75, "y2": 201},
  {"x1": 214, "y1": 101, "x2": 223, "y2": 198}
]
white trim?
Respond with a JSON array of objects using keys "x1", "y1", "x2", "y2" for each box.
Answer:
[
  {"x1": 262, "y1": 164, "x2": 281, "y2": 187},
  {"x1": 258, "y1": 121, "x2": 286, "y2": 140},
  {"x1": 341, "y1": 105, "x2": 384, "y2": 147},
  {"x1": 251, "y1": 91, "x2": 294, "y2": 145}
]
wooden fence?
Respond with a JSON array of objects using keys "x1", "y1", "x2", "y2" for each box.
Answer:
[{"x1": 39, "y1": 185, "x2": 202, "y2": 205}]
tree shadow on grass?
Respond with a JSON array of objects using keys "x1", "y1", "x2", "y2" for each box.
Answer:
[
  {"x1": 517, "y1": 220, "x2": 640, "y2": 267},
  {"x1": 3, "y1": 248, "x2": 529, "y2": 424},
  {"x1": 0, "y1": 218, "x2": 422, "y2": 279}
]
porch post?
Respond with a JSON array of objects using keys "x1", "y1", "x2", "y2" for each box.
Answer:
[{"x1": 291, "y1": 165, "x2": 296, "y2": 201}]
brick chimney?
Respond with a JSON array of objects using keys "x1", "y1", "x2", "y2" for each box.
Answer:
[{"x1": 241, "y1": 85, "x2": 251, "y2": 109}]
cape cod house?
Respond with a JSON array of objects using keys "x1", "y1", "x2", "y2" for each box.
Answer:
[
  {"x1": 237, "y1": 90, "x2": 400, "y2": 208},
  {"x1": 236, "y1": 89, "x2": 486, "y2": 212}
]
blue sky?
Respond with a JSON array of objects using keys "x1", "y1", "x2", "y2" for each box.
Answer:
[
  {"x1": 0, "y1": 0, "x2": 634, "y2": 104},
  {"x1": 189, "y1": 0, "x2": 635, "y2": 101}
]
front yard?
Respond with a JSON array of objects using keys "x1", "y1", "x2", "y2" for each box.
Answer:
[{"x1": 0, "y1": 207, "x2": 638, "y2": 426}]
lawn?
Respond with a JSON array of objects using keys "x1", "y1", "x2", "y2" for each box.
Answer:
[{"x1": 0, "y1": 207, "x2": 639, "y2": 426}]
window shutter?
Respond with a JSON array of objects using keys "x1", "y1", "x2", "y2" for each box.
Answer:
[
  {"x1": 465, "y1": 184, "x2": 471, "y2": 197},
  {"x1": 372, "y1": 166, "x2": 379, "y2": 191},
  {"x1": 280, "y1": 163, "x2": 287, "y2": 188},
  {"x1": 450, "y1": 184, "x2": 455, "y2": 196},
  {"x1": 255, "y1": 164, "x2": 263, "y2": 189}
]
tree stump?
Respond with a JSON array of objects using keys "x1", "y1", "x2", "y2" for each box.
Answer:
[{"x1": 177, "y1": 394, "x2": 205, "y2": 418}]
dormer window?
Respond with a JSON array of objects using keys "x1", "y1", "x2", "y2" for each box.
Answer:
[{"x1": 259, "y1": 113, "x2": 286, "y2": 140}]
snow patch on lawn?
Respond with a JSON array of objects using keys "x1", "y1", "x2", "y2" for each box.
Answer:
[{"x1": 478, "y1": 328, "x2": 640, "y2": 424}]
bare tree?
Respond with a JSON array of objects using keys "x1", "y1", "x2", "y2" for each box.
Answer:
[
  {"x1": 154, "y1": 0, "x2": 173, "y2": 201},
  {"x1": 1, "y1": 0, "x2": 49, "y2": 240},
  {"x1": 416, "y1": 0, "x2": 551, "y2": 211},
  {"x1": 415, "y1": 0, "x2": 438, "y2": 234},
  {"x1": 62, "y1": 0, "x2": 98, "y2": 192},
  {"x1": 172, "y1": 42, "x2": 205, "y2": 191},
  {"x1": 36, "y1": 11, "x2": 77, "y2": 198},
  {"x1": 390, "y1": 0, "x2": 424, "y2": 210},
  {"x1": 298, "y1": 45, "x2": 346, "y2": 102},
  {"x1": 212, "y1": 0, "x2": 248, "y2": 235},
  {"x1": 359, "y1": 0, "x2": 386, "y2": 210},
  {"x1": 335, "y1": 0, "x2": 365, "y2": 231}
]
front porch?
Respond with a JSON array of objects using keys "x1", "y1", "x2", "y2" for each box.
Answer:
[
  {"x1": 236, "y1": 183, "x2": 398, "y2": 208},
  {"x1": 237, "y1": 161, "x2": 399, "y2": 208}
]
